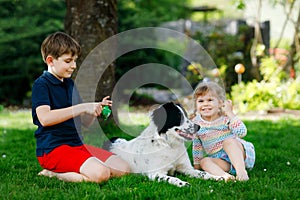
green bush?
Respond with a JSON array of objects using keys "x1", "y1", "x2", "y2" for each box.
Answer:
[
  {"x1": 193, "y1": 24, "x2": 253, "y2": 90},
  {"x1": 231, "y1": 56, "x2": 300, "y2": 113}
]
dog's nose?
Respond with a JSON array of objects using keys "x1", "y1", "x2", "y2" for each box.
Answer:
[{"x1": 194, "y1": 124, "x2": 200, "y2": 131}]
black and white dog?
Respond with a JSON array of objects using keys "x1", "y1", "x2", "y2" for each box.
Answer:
[{"x1": 104, "y1": 102, "x2": 223, "y2": 187}]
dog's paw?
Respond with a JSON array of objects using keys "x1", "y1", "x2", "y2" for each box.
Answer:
[
  {"x1": 174, "y1": 180, "x2": 190, "y2": 187},
  {"x1": 169, "y1": 177, "x2": 190, "y2": 187},
  {"x1": 159, "y1": 176, "x2": 190, "y2": 187}
]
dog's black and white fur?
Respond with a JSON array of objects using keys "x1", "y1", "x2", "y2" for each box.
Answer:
[{"x1": 104, "y1": 102, "x2": 223, "y2": 187}]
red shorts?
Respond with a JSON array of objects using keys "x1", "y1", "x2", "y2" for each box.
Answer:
[{"x1": 37, "y1": 144, "x2": 114, "y2": 173}]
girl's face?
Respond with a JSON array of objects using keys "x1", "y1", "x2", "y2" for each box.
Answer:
[
  {"x1": 47, "y1": 53, "x2": 77, "y2": 81},
  {"x1": 196, "y1": 91, "x2": 223, "y2": 121}
]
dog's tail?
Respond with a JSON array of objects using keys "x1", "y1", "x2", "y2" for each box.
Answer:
[{"x1": 102, "y1": 137, "x2": 126, "y2": 150}]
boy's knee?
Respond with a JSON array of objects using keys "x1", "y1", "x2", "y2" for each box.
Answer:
[
  {"x1": 121, "y1": 162, "x2": 131, "y2": 174},
  {"x1": 93, "y1": 167, "x2": 111, "y2": 183},
  {"x1": 113, "y1": 161, "x2": 131, "y2": 176},
  {"x1": 105, "y1": 155, "x2": 131, "y2": 176}
]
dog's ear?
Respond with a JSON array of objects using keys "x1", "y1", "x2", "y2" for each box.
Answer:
[
  {"x1": 152, "y1": 104, "x2": 167, "y2": 133},
  {"x1": 175, "y1": 103, "x2": 188, "y2": 117},
  {"x1": 152, "y1": 102, "x2": 177, "y2": 133},
  {"x1": 148, "y1": 104, "x2": 160, "y2": 116}
]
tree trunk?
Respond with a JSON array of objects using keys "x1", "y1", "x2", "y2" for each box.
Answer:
[
  {"x1": 294, "y1": 6, "x2": 300, "y2": 58},
  {"x1": 290, "y1": 6, "x2": 300, "y2": 79},
  {"x1": 273, "y1": 0, "x2": 296, "y2": 51},
  {"x1": 64, "y1": 0, "x2": 117, "y2": 101},
  {"x1": 249, "y1": 0, "x2": 263, "y2": 80}
]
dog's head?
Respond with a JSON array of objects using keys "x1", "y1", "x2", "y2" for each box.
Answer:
[{"x1": 151, "y1": 102, "x2": 200, "y2": 140}]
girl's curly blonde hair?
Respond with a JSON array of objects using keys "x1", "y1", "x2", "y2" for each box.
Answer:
[{"x1": 190, "y1": 81, "x2": 226, "y2": 119}]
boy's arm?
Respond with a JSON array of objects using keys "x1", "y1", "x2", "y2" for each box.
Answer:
[
  {"x1": 36, "y1": 96, "x2": 112, "y2": 127},
  {"x1": 81, "y1": 113, "x2": 96, "y2": 127},
  {"x1": 36, "y1": 103, "x2": 102, "y2": 127}
]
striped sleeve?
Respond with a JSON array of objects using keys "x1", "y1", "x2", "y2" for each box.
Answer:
[
  {"x1": 228, "y1": 116, "x2": 247, "y2": 137},
  {"x1": 192, "y1": 135, "x2": 204, "y2": 164}
]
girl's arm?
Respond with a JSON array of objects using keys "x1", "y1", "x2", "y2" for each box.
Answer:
[
  {"x1": 222, "y1": 100, "x2": 247, "y2": 137},
  {"x1": 194, "y1": 164, "x2": 201, "y2": 170},
  {"x1": 192, "y1": 136, "x2": 204, "y2": 168},
  {"x1": 228, "y1": 117, "x2": 247, "y2": 137}
]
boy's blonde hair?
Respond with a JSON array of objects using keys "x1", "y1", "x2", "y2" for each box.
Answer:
[
  {"x1": 190, "y1": 81, "x2": 226, "y2": 118},
  {"x1": 41, "y1": 32, "x2": 81, "y2": 63}
]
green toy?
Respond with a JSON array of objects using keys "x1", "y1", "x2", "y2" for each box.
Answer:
[{"x1": 101, "y1": 105, "x2": 111, "y2": 120}]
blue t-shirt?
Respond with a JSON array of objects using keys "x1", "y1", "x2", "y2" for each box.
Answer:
[{"x1": 31, "y1": 71, "x2": 83, "y2": 156}]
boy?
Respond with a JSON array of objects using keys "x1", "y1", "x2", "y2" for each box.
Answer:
[{"x1": 32, "y1": 32, "x2": 130, "y2": 183}]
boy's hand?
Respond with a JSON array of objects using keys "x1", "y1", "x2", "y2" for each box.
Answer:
[
  {"x1": 80, "y1": 96, "x2": 112, "y2": 117},
  {"x1": 83, "y1": 103, "x2": 103, "y2": 117},
  {"x1": 100, "y1": 96, "x2": 112, "y2": 107}
]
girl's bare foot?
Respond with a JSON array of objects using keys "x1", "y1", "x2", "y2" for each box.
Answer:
[
  {"x1": 38, "y1": 169, "x2": 56, "y2": 178},
  {"x1": 236, "y1": 170, "x2": 249, "y2": 181},
  {"x1": 223, "y1": 173, "x2": 235, "y2": 182}
]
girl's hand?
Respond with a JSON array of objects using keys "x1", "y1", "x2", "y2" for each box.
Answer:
[{"x1": 222, "y1": 100, "x2": 235, "y2": 118}]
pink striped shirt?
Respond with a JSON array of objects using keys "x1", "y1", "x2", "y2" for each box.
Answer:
[{"x1": 192, "y1": 114, "x2": 247, "y2": 164}]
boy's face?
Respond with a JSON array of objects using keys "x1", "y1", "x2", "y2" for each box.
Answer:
[{"x1": 47, "y1": 53, "x2": 78, "y2": 81}]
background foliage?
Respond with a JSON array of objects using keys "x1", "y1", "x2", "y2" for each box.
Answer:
[
  {"x1": 0, "y1": 0, "x2": 299, "y2": 113},
  {"x1": 0, "y1": 0, "x2": 192, "y2": 106},
  {"x1": 116, "y1": 0, "x2": 192, "y2": 82},
  {"x1": 191, "y1": 23, "x2": 253, "y2": 90},
  {"x1": 0, "y1": 0, "x2": 65, "y2": 105},
  {"x1": 231, "y1": 56, "x2": 300, "y2": 112}
]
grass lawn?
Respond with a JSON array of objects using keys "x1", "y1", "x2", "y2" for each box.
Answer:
[{"x1": 0, "y1": 109, "x2": 299, "y2": 200}]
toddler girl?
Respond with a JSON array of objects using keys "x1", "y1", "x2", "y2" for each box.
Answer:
[{"x1": 191, "y1": 81, "x2": 255, "y2": 181}]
